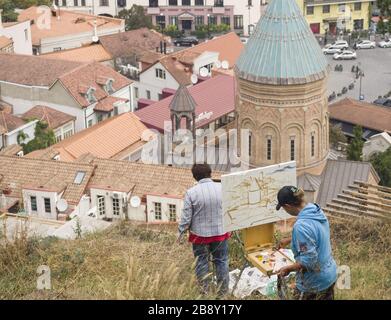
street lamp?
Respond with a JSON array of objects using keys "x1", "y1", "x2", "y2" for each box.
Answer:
[
  {"x1": 357, "y1": 62, "x2": 365, "y2": 101},
  {"x1": 207, "y1": 13, "x2": 210, "y2": 39}
]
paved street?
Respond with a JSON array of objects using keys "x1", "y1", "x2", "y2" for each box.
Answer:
[{"x1": 325, "y1": 46, "x2": 391, "y2": 103}]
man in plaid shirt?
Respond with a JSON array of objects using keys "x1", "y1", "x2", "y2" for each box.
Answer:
[{"x1": 178, "y1": 164, "x2": 230, "y2": 296}]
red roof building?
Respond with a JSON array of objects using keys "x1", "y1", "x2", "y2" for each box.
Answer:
[{"x1": 134, "y1": 75, "x2": 236, "y2": 132}]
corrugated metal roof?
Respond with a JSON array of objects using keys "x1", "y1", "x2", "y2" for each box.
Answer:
[
  {"x1": 316, "y1": 160, "x2": 378, "y2": 207},
  {"x1": 298, "y1": 173, "x2": 321, "y2": 192},
  {"x1": 235, "y1": 0, "x2": 328, "y2": 85}
]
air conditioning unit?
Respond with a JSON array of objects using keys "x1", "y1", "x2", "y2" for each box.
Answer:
[{"x1": 112, "y1": 192, "x2": 122, "y2": 199}]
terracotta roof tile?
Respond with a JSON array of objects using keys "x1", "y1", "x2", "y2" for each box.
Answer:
[
  {"x1": 42, "y1": 44, "x2": 112, "y2": 63},
  {"x1": 18, "y1": 6, "x2": 124, "y2": 46},
  {"x1": 0, "y1": 111, "x2": 26, "y2": 133},
  {"x1": 22, "y1": 105, "x2": 75, "y2": 130},
  {"x1": 0, "y1": 155, "x2": 94, "y2": 205},
  {"x1": 58, "y1": 61, "x2": 133, "y2": 107},
  {"x1": 0, "y1": 53, "x2": 82, "y2": 87},
  {"x1": 0, "y1": 144, "x2": 23, "y2": 156},
  {"x1": 329, "y1": 98, "x2": 391, "y2": 133},
  {"x1": 0, "y1": 36, "x2": 13, "y2": 50},
  {"x1": 27, "y1": 113, "x2": 154, "y2": 161}
]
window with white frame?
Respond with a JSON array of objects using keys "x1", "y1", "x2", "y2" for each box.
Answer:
[
  {"x1": 113, "y1": 198, "x2": 120, "y2": 216},
  {"x1": 155, "y1": 68, "x2": 166, "y2": 79},
  {"x1": 63, "y1": 123, "x2": 73, "y2": 139},
  {"x1": 134, "y1": 87, "x2": 139, "y2": 99},
  {"x1": 169, "y1": 204, "x2": 177, "y2": 222},
  {"x1": 154, "y1": 202, "x2": 162, "y2": 220},
  {"x1": 97, "y1": 195, "x2": 106, "y2": 216},
  {"x1": 24, "y1": 29, "x2": 28, "y2": 41}
]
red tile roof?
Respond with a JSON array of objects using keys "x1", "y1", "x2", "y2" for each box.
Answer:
[
  {"x1": 329, "y1": 98, "x2": 391, "y2": 133},
  {"x1": 134, "y1": 75, "x2": 235, "y2": 132},
  {"x1": 22, "y1": 105, "x2": 76, "y2": 130},
  {"x1": 94, "y1": 96, "x2": 129, "y2": 112},
  {"x1": 0, "y1": 111, "x2": 26, "y2": 133},
  {"x1": 58, "y1": 61, "x2": 132, "y2": 108}
]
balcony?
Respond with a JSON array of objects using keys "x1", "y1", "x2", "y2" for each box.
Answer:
[
  {"x1": 147, "y1": 7, "x2": 160, "y2": 15},
  {"x1": 212, "y1": 6, "x2": 225, "y2": 15}
]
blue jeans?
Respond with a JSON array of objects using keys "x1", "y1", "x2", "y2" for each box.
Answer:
[{"x1": 192, "y1": 240, "x2": 229, "y2": 296}]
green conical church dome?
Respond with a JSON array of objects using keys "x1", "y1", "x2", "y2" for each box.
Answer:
[{"x1": 235, "y1": 0, "x2": 329, "y2": 85}]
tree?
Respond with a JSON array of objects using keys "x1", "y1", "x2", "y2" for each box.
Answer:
[
  {"x1": 0, "y1": 0, "x2": 18, "y2": 22},
  {"x1": 347, "y1": 125, "x2": 364, "y2": 161},
  {"x1": 117, "y1": 5, "x2": 153, "y2": 31},
  {"x1": 329, "y1": 124, "x2": 347, "y2": 149},
  {"x1": 377, "y1": 0, "x2": 391, "y2": 17},
  {"x1": 13, "y1": 0, "x2": 51, "y2": 9},
  {"x1": 21, "y1": 120, "x2": 56, "y2": 154},
  {"x1": 370, "y1": 147, "x2": 391, "y2": 187}
]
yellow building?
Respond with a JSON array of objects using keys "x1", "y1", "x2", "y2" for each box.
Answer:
[{"x1": 296, "y1": 0, "x2": 372, "y2": 35}]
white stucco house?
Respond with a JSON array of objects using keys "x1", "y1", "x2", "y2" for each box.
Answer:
[
  {"x1": 363, "y1": 132, "x2": 391, "y2": 161},
  {"x1": 0, "y1": 10, "x2": 33, "y2": 55},
  {"x1": 0, "y1": 54, "x2": 134, "y2": 133}
]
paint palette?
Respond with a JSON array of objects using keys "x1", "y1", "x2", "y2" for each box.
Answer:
[{"x1": 247, "y1": 249, "x2": 294, "y2": 276}]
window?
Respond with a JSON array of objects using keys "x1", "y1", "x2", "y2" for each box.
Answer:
[
  {"x1": 267, "y1": 137, "x2": 272, "y2": 160},
  {"x1": 195, "y1": 15, "x2": 204, "y2": 26},
  {"x1": 169, "y1": 0, "x2": 178, "y2": 5},
  {"x1": 146, "y1": 90, "x2": 151, "y2": 100},
  {"x1": 64, "y1": 129, "x2": 73, "y2": 139},
  {"x1": 169, "y1": 204, "x2": 177, "y2": 222},
  {"x1": 323, "y1": 5, "x2": 330, "y2": 13},
  {"x1": 74, "y1": 0, "x2": 79, "y2": 6},
  {"x1": 97, "y1": 114, "x2": 103, "y2": 122},
  {"x1": 55, "y1": 0, "x2": 59, "y2": 5},
  {"x1": 97, "y1": 195, "x2": 106, "y2": 216},
  {"x1": 149, "y1": 0, "x2": 158, "y2": 7},
  {"x1": 169, "y1": 16, "x2": 178, "y2": 26},
  {"x1": 113, "y1": 198, "x2": 120, "y2": 216},
  {"x1": 182, "y1": 0, "x2": 191, "y2": 5},
  {"x1": 86, "y1": 88, "x2": 97, "y2": 104},
  {"x1": 44, "y1": 198, "x2": 51, "y2": 213},
  {"x1": 234, "y1": 15, "x2": 243, "y2": 29},
  {"x1": 88, "y1": 119, "x2": 93, "y2": 127},
  {"x1": 155, "y1": 68, "x2": 166, "y2": 79},
  {"x1": 30, "y1": 196, "x2": 37, "y2": 212},
  {"x1": 113, "y1": 106, "x2": 119, "y2": 116},
  {"x1": 208, "y1": 15, "x2": 217, "y2": 25},
  {"x1": 154, "y1": 202, "x2": 162, "y2": 220},
  {"x1": 82, "y1": 0, "x2": 86, "y2": 5},
  {"x1": 62, "y1": 0, "x2": 66, "y2": 6},
  {"x1": 195, "y1": 0, "x2": 204, "y2": 5},
  {"x1": 221, "y1": 16, "x2": 230, "y2": 26},
  {"x1": 248, "y1": 132, "x2": 252, "y2": 157},
  {"x1": 134, "y1": 87, "x2": 139, "y2": 99},
  {"x1": 24, "y1": 29, "x2": 28, "y2": 41},
  {"x1": 100, "y1": 0, "x2": 109, "y2": 6},
  {"x1": 354, "y1": 19, "x2": 364, "y2": 30},
  {"x1": 311, "y1": 132, "x2": 315, "y2": 157},
  {"x1": 338, "y1": 4, "x2": 346, "y2": 13},
  {"x1": 156, "y1": 15, "x2": 166, "y2": 29},
  {"x1": 74, "y1": 171, "x2": 86, "y2": 184},
  {"x1": 214, "y1": 0, "x2": 224, "y2": 7},
  {"x1": 354, "y1": 2, "x2": 361, "y2": 11},
  {"x1": 53, "y1": 47, "x2": 62, "y2": 52},
  {"x1": 158, "y1": 93, "x2": 163, "y2": 101},
  {"x1": 306, "y1": 6, "x2": 314, "y2": 15},
  {"x1": 105, "y1": 79, "x2": 114, "y2": 94},
  {"x1": 55, "y1": 132, "x2": 62, "y2": 143},
  {"x1": 290, "y1": 137, "x2": 295, "y2": 161}
]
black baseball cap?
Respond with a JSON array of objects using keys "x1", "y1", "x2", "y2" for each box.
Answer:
[{"x1": 276, "y1": 186, "x2": 300, "y2": 210}]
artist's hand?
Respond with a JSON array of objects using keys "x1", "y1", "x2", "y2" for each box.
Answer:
[
  {"x1": 276, "y1": 237, "x2": 291, "y2": 250},
  {"x1": 278, "y1": 266, "x2": 292, "y2": 277}
]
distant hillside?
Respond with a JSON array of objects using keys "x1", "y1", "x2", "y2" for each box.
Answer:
[{"x1": 0, "y1": 220, "x2": 390, "y2": 300}]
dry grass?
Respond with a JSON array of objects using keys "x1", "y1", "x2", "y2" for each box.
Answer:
[{"x1": 0, "y1": 218, "x2": 390, "y2": 300}]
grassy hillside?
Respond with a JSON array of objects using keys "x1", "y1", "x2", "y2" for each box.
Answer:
[{"x1": 0, "y1": 219, "x2": 390, "y2": 300}]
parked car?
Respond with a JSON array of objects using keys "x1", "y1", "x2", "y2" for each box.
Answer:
[
  {"x1": 378, "y1": 39, "x2": 391, "y2": 48},
  {"x1": 240, "y1": 36, "x2": 249, "y2": 44},
  {"x1": 331, "y1": 40, "x2": 349, "y2": 50},
  {"x1": 353, "y1": 40, "x2": 376, "y2": 49},
  {"x1": 373, "y1": 98, "x2": 391, "y2": 107},
  {"x1": 173, "y1": 36, "x2": 199, "y2": 47},
  {"x1": 322, "y1": 45, "x2": 343, "y2": 55},
  {"x1": 333, "y1": 50, "x2": 357, "y2": 60}
]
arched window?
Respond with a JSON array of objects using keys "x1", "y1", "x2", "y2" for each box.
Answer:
[
  {"x1": 266, "y1": 136, "x2": 272, "y2": 160},
  {"x1": 311, "y1": 132, "x2": 315, "y2": 157},
  {"x1": 290, "y1": 136, "x2": 295, "y2": 161},
  {"x1": 248, "y1": 132, "x2": 252, "y2": 157}
]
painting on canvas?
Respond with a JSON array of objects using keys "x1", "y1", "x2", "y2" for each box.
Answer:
[{"x1": 222, "y1": 161, "x2": 296, "y2": 232}]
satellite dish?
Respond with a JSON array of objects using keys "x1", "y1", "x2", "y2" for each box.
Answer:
[
  {"x1": 222, "y1": 60, "x2": 229, "y2": 70},
  {"x1": 56, "y1": 199, "x2": 68, "y2": 212},
  {"x1": 92, "y1": 35, "x2": 99, "y2": 43},
  {"x1": 130, "y1": 196, "x2": 141, "y2": 208},
  {"x1": 200, "y1": 67, "x2": 209, "y2": 77},
  {"x1": 214, "y1": 60, "x2": 222, "y2": 69},
  {"x1": 191, "y1": 74, "x2": 198, "y2": 85}
]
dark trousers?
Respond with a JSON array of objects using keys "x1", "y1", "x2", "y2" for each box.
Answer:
[
  {"x1": 293, "y1": 283, "x2": 335, "y2": 300},
  {"x1": 192, "y1": 240, "x2": 229, "y2": 296}
]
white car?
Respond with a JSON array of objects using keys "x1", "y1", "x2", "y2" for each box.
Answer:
[
  {"x1": 354, "y1": 40, "x2": 376, "y2": 49},
  {"x1": 333, "y1": 50, "x2": 357, "y2": 60},
  {"x1": 331, "y1": 40, "x2": 349, "y2": 50},
  {"x1": 378, "y1": 39, "x2": 391, "y2": 48},
  {"x1": 322, "y1": 45, "x2": 343, "y2": 55}
]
